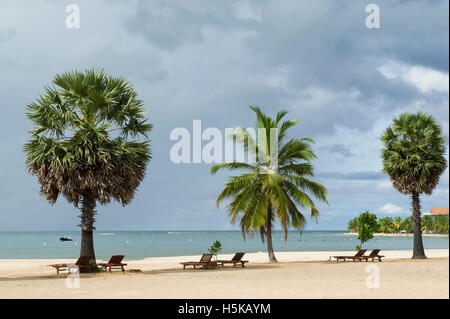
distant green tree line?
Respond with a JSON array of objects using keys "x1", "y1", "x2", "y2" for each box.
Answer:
[{"x1": 347, "y1": 214, "x2": 449, "y2": 234}]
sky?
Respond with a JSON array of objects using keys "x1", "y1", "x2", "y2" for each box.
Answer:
[{"x1": 0, "y1": 0, "x2": 448, "y2": 231}]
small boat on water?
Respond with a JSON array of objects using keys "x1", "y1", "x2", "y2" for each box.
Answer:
[{"x1": 60, "y1": 236, "x2": 73, "y2": 241}]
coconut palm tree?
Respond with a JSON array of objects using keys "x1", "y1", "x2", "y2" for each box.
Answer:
[
  {"x1": 211, "y1": 107, "x2": 328, "y2": 262},
  {"x1": 393, "y1": 216, "x2": 403, "y2": 233},
  {"x1": 347, "y1": 218, "x2": 358, "y2": 233},
  {"x1": 24, "y1": 70, "x2": 152, "y2": 263},
  {"x1": 381, "y1": 112, "x2": 447, "y2": 258},
  {"x1": 421, "y1": 215, "x2": 434, "y2": 233},
  {"x1": 402, "y1": 217, "x2": 413, "y2": 233},
  {"x1": 433, "y1": 215, "x2": 449, "y2": 234},
  {"x1": 378, "y1": 217, "x2": 394, "y2": 233}
]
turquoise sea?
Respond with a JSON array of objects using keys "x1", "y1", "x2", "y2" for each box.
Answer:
[{"x1": 0, "y1": 231, "x2": 448, "y2": 259}]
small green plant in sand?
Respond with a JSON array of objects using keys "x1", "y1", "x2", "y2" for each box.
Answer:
[
  {"x1": 208, "y1": 240, "x2": 223, "y2": 261},
  {"x1": 355, "y1": 211, "x2": 378, "y2": 251}
]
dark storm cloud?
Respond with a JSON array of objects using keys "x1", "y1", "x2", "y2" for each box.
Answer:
[
  {"x1": 318, "y1": 171, "x2": 385, "y2": 180},
  {"x1": 123, "y1": 0, "x2": 262, "y2": 50},
  {"x1": 123, "y1": 0, "x2": 448, "y2": 135},
  {"x1": 0, "y1": 0, "x2": 447, "y2": 230},
  {"x1": 327, "y1": 144, "x2": 354, "y2": 158}
]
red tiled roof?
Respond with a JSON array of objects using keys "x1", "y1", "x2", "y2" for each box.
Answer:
[{"x1": 430, "y1": 208, "x2": 449, "y2": 215}]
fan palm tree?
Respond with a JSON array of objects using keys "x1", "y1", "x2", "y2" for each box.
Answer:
[
  {"x1": 211, "y1": 107, "x2": 328, "y2": 262},
  {"x1": 24, "y1": 70, "x2": 152, "y2": 263},
  {"x1": 381, "y1": 112, "x2": 447, "y2": 258}
]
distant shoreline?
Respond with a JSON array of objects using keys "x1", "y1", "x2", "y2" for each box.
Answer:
[{"x1": 342, "y1": 232, "x2": 449, "y2": 238}]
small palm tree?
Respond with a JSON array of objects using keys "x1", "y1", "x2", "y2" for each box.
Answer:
[
  {"x1": 433, "y1": 215, "x2": 449, "y2": 234},
  {"x1": 211, "y1": 107, "x2": 328, "y2": 262},
  {"x1": 402, "y1": 217, "x2": 413, "y2": 233},
  {"x1": 378, "y1": 217, "x2": 394, "y2": 233},
  {"x1": 24, "y1": 70, "x2": 152, "y2": 262},
  {"x1": 381, "y1": 112, "x2": 447, "y2": 258},
  {"x1": 393, "y1": 216, "x2": 403, "y2": 233},
  {"x1": 421, "y1": 215, "x2": 434, "y2": 233},
  {"x1": 347, "y1": 218, "x2": 358, "y2": 233}
]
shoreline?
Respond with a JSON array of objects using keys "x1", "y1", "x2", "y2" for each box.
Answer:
[{"x1": 342, "y1": 232, "x2": 448, "y2": 238}]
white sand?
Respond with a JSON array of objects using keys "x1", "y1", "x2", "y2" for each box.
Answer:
[{"x1": 0, "y1": 249, "x2": 448, "y2": 298}]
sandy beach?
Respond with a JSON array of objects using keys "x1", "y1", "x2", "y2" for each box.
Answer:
[{"x1": 0, "y1": 249, "x2": 448, "y2": 299}]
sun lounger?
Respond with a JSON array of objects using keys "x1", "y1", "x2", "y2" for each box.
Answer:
[
  {"x1": 98, "y1": 255, "x2": 127, "y2": 272},
  {"x1": 329, "y1": 249, "x2": 367, "y2": 262},
  {"x1": 217, "y1": 252, "x2": 248, "y2": 268},
  {"x1": 180, "y1": 253, "x2": 216, "y2": 269},
  {"x1": 362, "y1": 249, "x2": 385, "y2": 262},
  {"x1": 50, "y1": 255, "x2": 94, "y2": 274}
]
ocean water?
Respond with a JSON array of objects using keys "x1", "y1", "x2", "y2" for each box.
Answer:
[{"x1": 0, "y1": 231, "x2": 448, "y2": 259}]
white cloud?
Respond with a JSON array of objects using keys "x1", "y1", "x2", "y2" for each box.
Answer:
[
  {"x1": 379, "y1": 203, "x2": 404, "y2": 215},
  {"x1": 379, "y1": 61, "x2": 449, "y2": 94},
  {"x1": 376, "y1": 181, "x2": 393, "y2": 191}
]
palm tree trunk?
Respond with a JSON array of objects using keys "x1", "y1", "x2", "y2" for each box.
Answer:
[
  {"x1": 266, "y1": 206, "x2": 277, "y2": 263},
  {"x1": 80, "y1": 190, "x2": 96, "y2": 262},
  {"x1": 411, "y1": 192, "x2": 426, "y2": 259}
]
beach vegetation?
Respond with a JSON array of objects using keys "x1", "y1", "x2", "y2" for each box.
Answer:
[
  {"x1": 378, "y1": 217, "x2": 394, "y2": 233},
  {"x1": 208, "y1": 240, "x2": 223, "y2": 261},
  {"x1": 433, "y1": 215, "x2": 449, "y2": 234},
  {"x1": 393, "y1": 216, "x2": 403, "y2": 233},
  {"x1": 354, "y1": 211, "x2": 378, "y2": 250},
  {"x1": 347, "y1": 217, "x2": 358, "y2": 232}
]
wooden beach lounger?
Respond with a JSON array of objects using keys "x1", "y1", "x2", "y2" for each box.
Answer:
[
  {"x1": 180, "y1": 253, "x2": 216, "y2": 270},
  {"x1": 362, "y1": 249, "x2": 385, "y2": 262},
  {"x1": 98, "y1": 255, "x2": 128, "y2": 272},
  {"x1": 217, "y1": 252, "x2": 248, "y2": 268},
  {"x1": 50, "y1": 255, "x2": 93, "y2": 274},
  {"x1": 329, "y1": 249, "x2": 367, "y2": 262}
]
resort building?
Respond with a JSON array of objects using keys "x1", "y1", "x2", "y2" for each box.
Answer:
[{"x1": 430, "y1": 208, "x2": 449, "y2": 216}]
